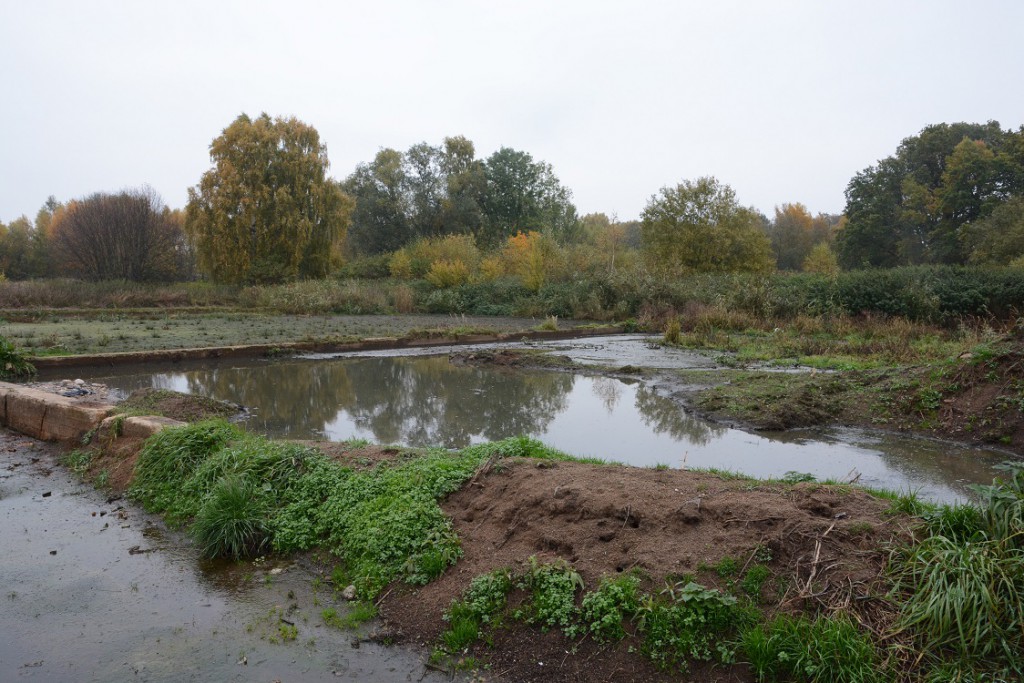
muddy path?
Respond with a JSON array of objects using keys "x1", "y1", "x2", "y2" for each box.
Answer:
[{"x1": 0, "y1": 429, "x2": 453, "y2": 683}]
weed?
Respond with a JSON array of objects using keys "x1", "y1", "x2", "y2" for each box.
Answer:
[
  {"x1": 782, "y1": 471, "x2": 817, "y2": 484},
  {"x1": 61, "y1": 449, "x2": 93, "y2": 475},
  {"x1": 0, "y1": 335, "x2": 36, "y2": 380},
  {"x1": 574, "y1": 574, "x2": 642, "y2": 642},
  {"x1": 636, "y1": 580, "x2": 749, "y2": 671},
  {"x1": 713, "y1": 556, "x2": 739, "y2": 578},
  {"x1": 515, "y1": 557, "x2": 584, "y2": 631},
  {"x1": 322, "y1": 601, "x2": 377, "y2": 629},
  {"x1": 885, "y1": 489, "x2": 933, "y2": 517},
  {"x1": 891, "y1": 461, "x2": 1024, "y2": 672},
  {"x1": 129, "y1": 419, "x2": 242, "y2": 520},
  {"x1": 741, "y1": 612, "x2": 877, "y2": 683},
  {"x1": 537, "y1": 315, "x2": 559, "y2": 332},
  {"x1": 741, "y1": 565, "x2": 771, "y2": 598},
  {"x1": 663, "y1": 317, "x2": 682, "y2": 345}
]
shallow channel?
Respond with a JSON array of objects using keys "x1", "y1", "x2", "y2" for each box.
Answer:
[
  {"x1": 56, "y1": 335, "x2": 1017, "y2": 503},
  {"x1": 0, "y1": 430, "x2": 451, "y2": 683}
]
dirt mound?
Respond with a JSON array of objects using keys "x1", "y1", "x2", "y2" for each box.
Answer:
[
  {"x1": 118, "y1": 387, "x2": 241, "y2": 423},
  {"x1": 933, "y1": 333, "x2": 1024, "y2": 449},
  {"x1": 381, "y1": 460, "x2": 905, "y2": 681}
]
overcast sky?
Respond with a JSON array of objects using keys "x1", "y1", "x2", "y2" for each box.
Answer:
[{"x1": 3, "y1": 0, "x2": 1023, "y2": 224}]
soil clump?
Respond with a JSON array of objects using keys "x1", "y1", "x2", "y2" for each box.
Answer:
[{"x1": 381, "y1": 459, "x2": 906, "y2": 682}]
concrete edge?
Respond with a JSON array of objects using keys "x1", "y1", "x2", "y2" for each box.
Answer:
[{"x1": 0, "y1": 382, "x2": 181, "y2": 443}]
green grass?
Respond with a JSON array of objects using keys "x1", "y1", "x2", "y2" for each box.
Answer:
[
  {"x1": 0, "y1": 334, "x2": 35, "y2": 380},
  {"x1": 190, "y1": 476, "x2": 270, "y2": 560},
  {"x1": 129, "y1": 419, "x2": 243, "y2": 522},
  {"x1": 890, "y1": 461, "x2": 1024, "y2": 675},
  {"x1": 322, "y1": 602, "x2": 377, "y2": 630},
  {"x1": 741, "y1": 613, "x2": 878, "y2": 683}
]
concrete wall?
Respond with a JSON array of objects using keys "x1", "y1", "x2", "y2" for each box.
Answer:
[{"x1": 0, "y1": 382, "x2": 115, "y2": 442}]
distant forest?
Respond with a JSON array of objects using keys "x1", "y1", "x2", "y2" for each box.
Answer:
[{"x1": 2, "y1": 117, "x2": 1022, "y2": 285}]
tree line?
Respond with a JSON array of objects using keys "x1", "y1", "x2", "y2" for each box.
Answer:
[{"x1": 2, "y1": 114, "x2": 1022, "y2": 285}]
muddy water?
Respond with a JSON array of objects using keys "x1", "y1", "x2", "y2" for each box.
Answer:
[
  {"x1": 0, "y1": 430, "x2": 450, "y2": 683},
  {"x1": 57, "y1": 336, "x2": 1016, "y2": 503}
]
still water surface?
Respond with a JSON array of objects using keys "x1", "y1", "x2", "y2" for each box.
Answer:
[{"x1": 62, "y1": 338, "x2": 1017, "y2": 503}]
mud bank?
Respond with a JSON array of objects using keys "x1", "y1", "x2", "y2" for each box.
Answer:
[{"x1": 29, "y1": 326, "x2": 623, "y2": 370}]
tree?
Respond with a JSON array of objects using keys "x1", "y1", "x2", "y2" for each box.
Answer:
[
  {"x1": 51, "y1": 187, "x2": 185, "y2": 281},
  {"x1": 479, "y1": 147, "x2": 578, "y2": 247},
  {"x1": 962, "y1": 196, "x2": 1024, "y2": 265},
  {"x1": 766, "y1": 203, "x2": 837, "y2": 271},
  {"x1": 185, "y1": 113, "x2": 351, "y2": 284},
  {"x1": 0, "y1": 216, "x2": 34, "y2": 279},
  {"x1": 837, "y1": 122, "x2": 1024, "y2": 268},
  {"x1": 803, "y1": 242, "x2": 840, "y2": 275},
  {"x1": 640, "y1": 177, "x2": 774, "y2": 275},
  {"x1": 345, "y1": 148, "x2": 411, "y2": 256}
]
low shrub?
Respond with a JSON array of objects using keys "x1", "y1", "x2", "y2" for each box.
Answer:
[{"x1": 0, "y1": 335, "x2": 35, "y2": 380}]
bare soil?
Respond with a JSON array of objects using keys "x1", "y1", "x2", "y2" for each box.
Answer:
[{"x1": 380, "y1": 459, "x2": 907, "y2": 682}]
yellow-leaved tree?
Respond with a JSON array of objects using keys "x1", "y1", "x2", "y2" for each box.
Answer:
[
  {"x1": 185, "y1": 113, "x2": 352, "y2": 284},
  {"x1": 640, "y1": 177, "x2": 774, "y2": 276}
]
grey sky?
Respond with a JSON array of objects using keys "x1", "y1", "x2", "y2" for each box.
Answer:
[{"x1": 3, "y1": 0, "x2": 1023, "y2": 224}]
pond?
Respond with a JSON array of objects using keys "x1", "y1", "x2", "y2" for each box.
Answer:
[{"x1": 59, "y1": 335, "x2": 1016, "y2": 503}]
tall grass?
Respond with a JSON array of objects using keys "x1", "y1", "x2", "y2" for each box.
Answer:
[
  {"x1": 891, "y1": 461, "x2": 1024, "y2": 674},
  {"x1": 742, "y1": 613, "x2": 878, "y2": 683},
  {"x1": 129, "y1": 419, "x2": 242, "y2": 521},
  {"x1": 191, "y1": 476, "x2": 270, "y2": 560}
]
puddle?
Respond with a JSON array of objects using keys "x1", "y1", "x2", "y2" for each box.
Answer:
[
  {"x1": 0, "y1": 430, "x2": 452, "y2": 682},
  {"x1": 53, "y1": 336, "x2": 1018, "y2": 503}
]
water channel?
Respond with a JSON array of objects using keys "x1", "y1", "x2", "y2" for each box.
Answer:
[
  {"x1": 0, "y1": 431, "x2": 450, "y2": 682},
  {"x1": 56, "y1": 335, "x2": 1018, "y2": 504}
]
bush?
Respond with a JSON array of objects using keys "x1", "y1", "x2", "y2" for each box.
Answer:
[
  {"x1": 0, "y1": 335, "x2": 36, "y2": 380},
  {"x1": 191, "y1": 476, "x2": 270, "y2": 559},
  {"x1": 425, "y1": 259, "x2": 471, "y2": 288}
]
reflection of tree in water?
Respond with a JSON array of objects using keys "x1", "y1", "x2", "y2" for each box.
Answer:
[
  {"x1": 634, "y1": 385, "x2": 723, "y2": 446},
  {"x1": 177, "y1": 356, "x2": 573, "y2": 448},
  {"x1": 592, "y1": 377, "x2": 621, "y2": 414}
]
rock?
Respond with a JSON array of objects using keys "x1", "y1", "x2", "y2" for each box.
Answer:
[{"x1": 341, "y1": 584, "x2": 357, "y2": 601}]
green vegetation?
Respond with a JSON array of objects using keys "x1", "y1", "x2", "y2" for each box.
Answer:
[
  {"x1": 891, "y1": 461, "x2": 1024, "y2": 677},
  {"x1": 742, "y1": 613, "x2": 877, "y2": 683},
  {"x1": 441, "y1": 569, "x2": 514, "y2": 651},
  {"x1": 514, "y1": 557, "x2": 584, "y2": 630},
  {"x1": 129, "y1": 425, "x2": 579, "y2": 599},
  {"x1": 575, "y1": 573, "x2": 642, "y2": 642},
  {"x1": 321, "y1": 602, "x2": 377, "y2": 630},
  {"x1": 190, "y1": 476, "x2": 271, "y2": 560},
  {"x1": 0, "y1": 334, "x2": 35, "y2": 380}
]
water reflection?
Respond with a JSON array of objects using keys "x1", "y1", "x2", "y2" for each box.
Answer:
[
  {"x1": 635, "y1": 384, "x2": 722, "y2": 446},
  {"x1": 157, "y1": 356, "x2": 573, "y2": 448},
  {"x1": 67, "y1": 350, "x2": 1021, "y2": 503}
]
